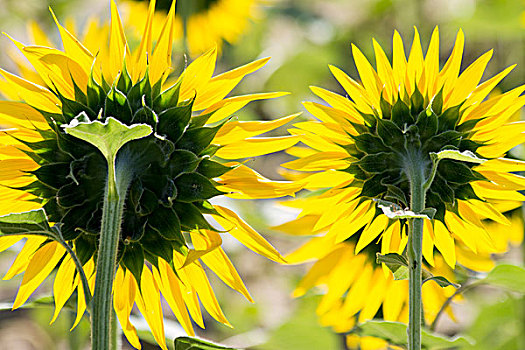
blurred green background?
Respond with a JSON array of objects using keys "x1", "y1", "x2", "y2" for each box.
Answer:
[{"x1": 0, "y1": 0, "x2": 523, "y2": 349}]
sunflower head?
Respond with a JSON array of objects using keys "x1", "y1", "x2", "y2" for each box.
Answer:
[
  {"x1": 0, "y1": 2, "x2": 301, "y2": 347},
  {"x1": 22, "y1": 60, "x2": 236, "y2": 281},
  {"x1": 347, "y1": 86, "x2": 484, "y2": 222}
]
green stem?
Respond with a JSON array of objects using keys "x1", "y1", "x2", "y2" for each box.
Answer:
[
  {"x1": 91, "y1": 163, "x2": 125, "y2": 350},
  {"x1": 59, "y1": 238, "x2": 92, "y2": 309},
  {"x1": 405, "y1": 154, "x2": 426, "y2": 350},
  {"x1": 430, "y1": 282, "x2": 477, "y2": 331}
]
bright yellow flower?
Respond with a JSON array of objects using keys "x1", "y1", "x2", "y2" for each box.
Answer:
[
  {"x1": 274, "y1": 26, "x2": 524, "y2": 347},
  {"x1": 0, "y1": 2, "x2": 300, "y2": 349},
  {"x1": 121, "y1": 0, "x2": 263, "y2": 56},
  {"x1": 280, "y1": 27, "x2": 525, "y2": 270}
]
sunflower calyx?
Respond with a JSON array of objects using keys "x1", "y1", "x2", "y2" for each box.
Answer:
[
  {"x1": 21, "y1": 65, "x2": 232, "y2": 283},
  {"x1": 347, "y1": 90, "x2": 487, "y2": 223}
]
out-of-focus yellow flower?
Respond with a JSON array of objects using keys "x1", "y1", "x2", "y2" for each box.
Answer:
[
  {"x1": 121, "y1": 0, "x2": 264, "y2": 56},
  {"x1": 0, "y1": 1, "x2": 300, "y2": 349}
]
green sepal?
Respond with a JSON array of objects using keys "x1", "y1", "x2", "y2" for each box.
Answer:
[
  {"x1": 431, "y1": 88, "x2": 443, "y2": 115},
  {"x1": 121, "y1": 211, "x2": 146, "y2": 242},
  {"x1": 415, "y1": 110, "x2": 438, "y2": 141},
  {"x1": 132, "y1": 103, "x2": 158, "y2": 125},
  {"x1": 136, "y1": 188, "x2": 159, "y2": 216},
  {"x1": 105, "y1": 87, "x2": 133, "y2": 124},
  {"x1": 168, "y1": 150, "x2": 201, "y2": 176},
  {"x1": 437, "y1": 104, "x2": 462, "y2": 132},
  {"x1": 379, "y1": 95, "x2": 392, "y2": 120},
  {"x1": 352, "y1": 133, "x2": 389, "y2": 154},
  {"x1": 423, "y1": 130, "x2": 462, "y2": 153},
  {"x1": 360, "y1": 174, "x2": 386, "y2": 198},
  {"x1": 197, "y1": 159, "x2": 233, "y2": 178},
  {"x1": 457, "y1": 118, "x2": 482, "y2": 133},
  {"x1": 354, "y1": 152, "x2": 398, "y2": 174},
  {"x1": 157, "y1": 100, "x2": 194, "y2": 143},
  {"x1": 175, "y1": 173, "x2": 224, "y2": 202},
  {"x1": 127, "y1": 69, "x2": 152, "y2": 111},
  {"x1": 74, "y1": 235, "x2": 97, "y2": 265},
  {"x1": 71, "y1": 75, "x2": 88, "y2": 106},
  {"x1": 176, "y1": 124, "x2": 223, "y2": 155},
  {"x1": 454, "y1": 183, "x2": 483, "y2": 201},
  {"x1": 383, "y1": 184, "x2": 408, "y2": 207},
  {"x1": 173, "y1": 202, "x2": 213, "y2": 231},
  {"x1": 30, "y1": 162, "x2": 70, "y2": 190},
  {"x1": 153, "y1": 80, "x2": 181, "y2": 113},
  {"x1": 429, "y1": 173, "x2": 455, "y2": 204},
  {"x1": 57, "y1": 91, "x2": 96, "y2": 121},
  {"x1": 116, "y1": 64, "x2": 133, "y2": 94},
  {"x1": 141, "y1": 230, "x2": 176, "y2": 265},
  {"x1": 121, "y1": 243, "x2": 145, "y2": 285},
  {"x1": 61, "y1": 206, "x2": 98, "y2": 240},
  {"x1": 56, "y1": 182, "x2": 89, "y2": 208},
  {"x1": 189, "y1": 112, "x2": 214, "y2": 128},
  {"x1": 147, "y1": 206, "x2": 183, "y2": 242},
  {"x1": 376, "y1": 119, "x2": 404, "y2": 149},
  {"x1": 410, "y1": 86, "x2": 424, "y2": 115},
  {"x1": 86, "y1": 72, "x2": 105, "y2": 111},
  {"x1": 391, "y1": 98, "x2": 412, "y2": 127}
]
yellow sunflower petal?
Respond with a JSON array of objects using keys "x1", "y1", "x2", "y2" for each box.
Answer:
[
  {"x1": 135, "y1": 267, "x2": 167, "y2": 350},
  {"x1": 215, "y1": 135, "x2": 300, "y2": 159},
  {"x1": 13, "y1": 241, "x2": 65, "y2": 309},
  {"x1": 213, "y1": 205, "x2": 284, "y2": 263}
]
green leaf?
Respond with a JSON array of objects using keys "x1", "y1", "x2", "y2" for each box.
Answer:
[
  {"x1": 62, "y1": 117, "x2": 152, "y2": 164},
  {"x1": 174, "y1": 336, "x2": 240, "y2": 350},
  {"x1": 424, "y1": 276, "x2": 460, "y2": 289},
  {"x1": 357, "y1": 320, "x2": 474, "y2": 349},
  {"x1": 480, "y1": 264, "x2": 525, "y2": 293},
  {"x1": 432, "y1": 149, "x2": 486, "y2": 164},
  {"x1": 376, "y1": 253, "x2": 409, "y2": 280},
  {"x1": 0, "y1": 209, "x2": 55, "y2": 238}
]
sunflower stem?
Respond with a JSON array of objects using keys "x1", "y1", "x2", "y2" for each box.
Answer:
[
  {"x1": 91, "y1": 163, "x2": 125, "y2": 350},
  {"x1": 405, "y1": 153, "x2": 426, "y2": 350}
]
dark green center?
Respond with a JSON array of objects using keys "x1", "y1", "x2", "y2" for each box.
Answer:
[
  {"x1": 343, "y1": 88, "x2": 486, "y2": 223},
  {"x1": 19, "y1": 68, "x2": 230, "y2": 281}
]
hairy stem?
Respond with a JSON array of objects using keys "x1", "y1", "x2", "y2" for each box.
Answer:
[
  {"x1": 405, "y1": 153, "x2": 427, "y2": 350},
  {"x1": 91, "y1": 163, "x2": 125, "y2": 350}
]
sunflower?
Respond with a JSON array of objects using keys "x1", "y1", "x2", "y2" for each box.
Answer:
[
  {"x1": 280, "y1": 27, "x2": 525, "y2": 269},
  {"x1": 121, "y1": 0, "x2": 263, "y2": 56},
  {"x1": 274, "y1": 27, "x2": 524, "y2": 347},
  {"x1": 0, "y1": 1, "x2": 301, "y2": 349}
]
